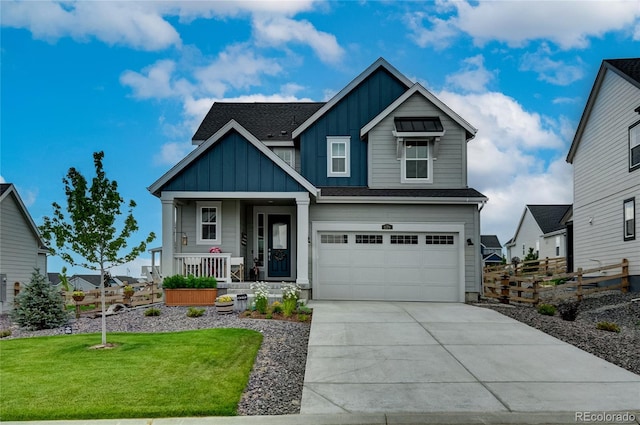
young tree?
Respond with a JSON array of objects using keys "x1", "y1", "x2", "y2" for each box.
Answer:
[{"x1": 40, "y1": 151, "x2": 155, "y2": 346}]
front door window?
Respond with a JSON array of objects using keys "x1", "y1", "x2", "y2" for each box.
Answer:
[{"x1": 268, "y1": 215, "x2": 291, "y2": 277}]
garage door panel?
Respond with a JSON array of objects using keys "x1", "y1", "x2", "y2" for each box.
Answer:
[{"x1": 316, "y1": 231, "x2": 460, "y2": 302}]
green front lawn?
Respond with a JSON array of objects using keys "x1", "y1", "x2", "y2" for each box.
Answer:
[{"x1": 0, "y1": 329, "x2": 262, "y2": 420}]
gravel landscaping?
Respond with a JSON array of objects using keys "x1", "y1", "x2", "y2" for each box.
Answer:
[
  {"x1": 0, "y1": 305, "x2": 310, "y2": 416},
  {"x1": 478, "y1": 291, "x2": 640, "y2": 376}
]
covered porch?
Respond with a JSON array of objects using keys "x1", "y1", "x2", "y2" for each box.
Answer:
[{"x1": 156, "y1": 191, "x2": 310, "y2": 287}]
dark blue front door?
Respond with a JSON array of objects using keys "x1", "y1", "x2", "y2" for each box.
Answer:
[{"x1": 268, "y1": 214, "x2": 291, "y2": 277}]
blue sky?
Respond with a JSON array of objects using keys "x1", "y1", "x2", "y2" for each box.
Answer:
[{"x1": 2, "y1": 1, "x2": 639, "y2": 277}]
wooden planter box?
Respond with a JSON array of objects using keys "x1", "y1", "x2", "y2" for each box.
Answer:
[{"x1": 164, "y1": 288, "x2": 218, "y2": 306}]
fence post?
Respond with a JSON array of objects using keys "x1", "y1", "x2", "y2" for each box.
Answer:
[
  {"x1": 544, "y1": 257, "x2": 549, "y2": 275},
  {"x1": 577, "y1": 267, "x2": 583, "y2": 301},
  {"x1": 621, "y1": 258, "x2": 629, "y2": 293},
  {"x1": 532, "y1": 280, "x2": 539, "y2": 306},
  {"x1": 500, "y1": 274, "x2": 510, "y2": 304}
]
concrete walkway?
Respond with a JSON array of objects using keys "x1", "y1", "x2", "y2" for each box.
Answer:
[{"x1": 301, "y1": 301, "x2": 640, "y2": 415}]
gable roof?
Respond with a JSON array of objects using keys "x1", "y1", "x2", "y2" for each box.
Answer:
[
  {"x1": 567, "y1": 58, "x2": 640, "y2": 163},
  {"x1": 360, "y1": 83, "x2": 477, "y2": 140},
  {"x1": 0, "y1": 183, "x2": 49, "y2": 251},
  {"x1": 292, "y1": 57, "x2": 414, "y2": 139},
  {"x1": 527, "y1": 204, "x2": 572, "y2": 235},
  {"x1": 192, "y1": 102, "x2": 324, "y2": 144},
  {"x1": 481, "y1": 235, "x2": 502, "y2": 248},
  {"x1": 149, "y1": 120, "x2": 318, "y2": 197},
  {"x1": 483, "y1": 252, "x2": 503, "y2": 263}
]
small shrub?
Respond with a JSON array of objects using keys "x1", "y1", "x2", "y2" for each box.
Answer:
[
  {"x1": 243, "y1": 310, "x2": 252, "y2": 317},
  {"x1": 297, "y1": 305, "x2": 312, "y2": 315},
  {"x1": 298, "y1": 313, "x2": 309, "y2": 322},
  {"x1": 162, "y1": 274, "x2": 217, "y2": 289},
  {"x1": 282, "y1": 282, "x2": 300, "y2": 317},
  {"x1": 270, "y1": 301, "x2": 283, "y2": 314},
  {"x1": 0, "y1": 329, "x2": 12, "y2": 338},
  {"x1": 186, "y1": 307, "x2": 205, "y2": 318},
  {"x1": 265, "y1": 313, "x2": 273, "y2": 319},
  {"x1": 596, "y1": 321, "x2": 620, "y2": 333},
  {"x1": 557, "y1": 300, "x2": 580, "y2": 321},
  {"x1": 251, "y1": 282, "x2": 269, "y2": 314},
  {"x1": 537, "y1": 304, "x2": 556, "y2": 316},
  {"x1": 144, "y1": 307, "x2": 161, "y2": 317}
]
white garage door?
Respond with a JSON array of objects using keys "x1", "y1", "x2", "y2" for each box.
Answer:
[{"x1": 315, "y1": 232, "x2": 460, "y2": 302}]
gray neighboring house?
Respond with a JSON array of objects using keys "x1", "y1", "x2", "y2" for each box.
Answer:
[
  {"x1": 0, "y1": 183, "x2": 49, "y2": 313},
  {"x1": 67, "y1": 274, "x2": 139, "y2": 291},
  {"x1": 566, "y1": 58, "x2": 640, "y2": 290},
  {"x1": 505, "y1": 204, "x2": 571, "y2": 262},
  {"x1": 148, "y1": 58, "x2": 488, "y2": 302}
]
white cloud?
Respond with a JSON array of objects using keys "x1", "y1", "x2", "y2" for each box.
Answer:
[
  {"x1": 252, "y1": 15, "x2": 345, "y2": 64},
  {"x1": 436, "y1": 88, "x2": 573, "y2": 246},
  {"x1": 121, "y1": 60, "x2": 189, "y2": 99},
  {"x1": 520, "y1": 44, "x2": 585, "y2": 86},
  {"x1": 445, "y1": 55, "x2": 494, "y2": 92},
  {"x1": 406, "y1": 0, "x2": 640, "y2": 50},
  {"x1": 0, "y1": 175, "x2": 5, "y2": 183},
  {"x1": 153, "y1": 141, "x2": 195, "y2": 167},
  {"x1": 2, "y1": 0, "x2": 181, "y2": 50},
  {"x1": 553, "y1": 97, "x2": 581, "y2": 105}
]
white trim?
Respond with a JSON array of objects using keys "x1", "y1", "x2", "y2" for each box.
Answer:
[
  {"x1": 292, "y1": 58, "x2": 413, "y2": 139},
  {"x1": 327, "y1": 136, "x2": 351, "y2": 177},
  {"x1": 149, "y1": 119, "x2": 318, "y2": 196},
  {"x1": 311, "y1": 221, "x2": 466, "y2": 302},
  {"x1": 361, "y1": 83, "x2": 477, "y2": 139},
  {"x1": 263, "y1": 141, "x2": 294, "y2": 147},
  {"x1": 315, "y1": 195, "x2": 487, "y2": 205},
  {"x1": 161, "y1": 191, "x2": 310, "y2": 203},
  {"x1": 196, "y1": 201, "x2": 222, "y2": 245},
  {"x1": 401, "y1": 139, "x2": 432, "y2": 184}
]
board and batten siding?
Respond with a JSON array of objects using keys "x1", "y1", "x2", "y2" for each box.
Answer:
[
  {"x1": 572, "y1": 68, "x2": 640, "y2": 277},
  {"x1": 161, "y1": 130, "x2": 307, "y2": 193},
  {"x1": 300, "y1": 68, "x2": 408, "y2": 187},
  {"x1": 368, "y1": 93, "x2": 466, "y2": 189},
  {"x1": 308, "y1": 203, "x2": 481, "y2": 293},
  {"x1": 0, "y1": 193, "x2": 47, "y2": 313}
]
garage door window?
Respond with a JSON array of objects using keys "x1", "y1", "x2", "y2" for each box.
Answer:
[
  {"x1": 426, "y1": 235, "x2": 454, "y2": 245},
  {"x1": 321, "y1": 234, "x2": 348, "y2": 244},
  {"x1": 390, "y1": 235, "x2": 418, "y2": 244},
  {"x1": 356, "y1": 234, "x2": 383, "y2": 244}
]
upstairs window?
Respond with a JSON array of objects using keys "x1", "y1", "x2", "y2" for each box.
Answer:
[
  {"x1": 327, "y1": 136, "x2": 350, "y2": 177},
  {"x1": 630, "y1": 122, "x2": 640, "y2": 171},
  {"x1": 273, "y1": 147, "x2": 295, "y2": 168},
  {"x1": 197, "y1": 201, "x2": 221, "y2": 244},
  {"x1": 402, "y1": 140, "x2": 431, "y2": 182},
  {"x1": 624, "y1": 198, "x2": 635, "y2": 241}
]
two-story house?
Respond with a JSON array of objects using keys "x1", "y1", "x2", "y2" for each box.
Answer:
[
  {"x1": 505, "y1": 204, "x2": 571, "y2": 262},
  {"x1": 480, "y1": 235, "x2": 503, "y2": 266},
  {"x1": 0, "y1": 183, "x2": 49, "y2": 313},
  {"x1": 148, "y1": 58, "x2": 487, "y2": 302},
  {"x1": 566, "y1": 58, "x2": 640, "y2": 290}
]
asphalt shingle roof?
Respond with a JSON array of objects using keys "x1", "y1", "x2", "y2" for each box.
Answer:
[
  {"x1": 319, "y1": 187, "x2": 487, "y2": 198},
  {"x1": 527, "y1": 204, "x2": 572, "y2": 235},
  {"x1": 0, "y1": 183, "x2": 10, "y2": 196},
  {"x1": 605, "y1": 58, "x2": 640, "y2": 86},
  {"x1": 192, "y1": 102, "x2": 325, "y2": 142},
  {"x1": 481, "y1": 235, "x2": 502, "y2": 248}
]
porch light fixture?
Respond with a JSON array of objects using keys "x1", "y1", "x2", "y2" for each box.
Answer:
[
  {"x1": 175, "y1": 232, "x2": 188, "y2": 245},
  {"x1": 467, "y1": 238, "x2": 474, "y2": 246}
]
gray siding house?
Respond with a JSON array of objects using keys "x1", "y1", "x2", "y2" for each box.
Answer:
[
  {"x1": 505, "y1": 204, "x2": 571, "y2": 262},
  {"x1": 0, "y1": 183, "x2": 49, "y2": 313},
  {"x1": 566, "y1": 58, "x2": 640, "y2": 289},
  {"x1": 149, "y1": 58, "x2": 487, "y2": 302}
]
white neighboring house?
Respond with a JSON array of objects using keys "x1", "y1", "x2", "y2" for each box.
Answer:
[
  {"x1": 566, "y1": 58, "x2": 640, "y2": 290},
  {"x1": 505, "y1": 204, "x2": 571, "y2": 263},
  {"x1": 0, "y1": 183, "x2": 49, "y2": 313}
]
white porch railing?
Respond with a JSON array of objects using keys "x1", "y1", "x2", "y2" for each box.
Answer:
[{"x1": 174, "y1": 253, "x2": 232, "y2": 283}]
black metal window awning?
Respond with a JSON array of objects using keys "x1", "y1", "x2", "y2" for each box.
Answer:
[{"x1": 394, "y1": 117, "x2": 444, "y2": 133}]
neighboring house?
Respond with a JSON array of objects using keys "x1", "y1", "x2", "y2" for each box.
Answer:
[
  {"x1": 481, "y1": 235, "x2": 503, "y2": 266},
  {"x1": 0, "y1": 183, "x2": 49, "y2": 313},
  {"x1": 149, "y1": 58, "x2": 487, "y2": 302},
  {"x1": 566, "y1": 58, "x2": 640, "y2": 290},
  {"x1": 505, "y1": 204, "x2": 571, "y2": 262},
  {"x1": 67, "y1": 274, "x2": 139, "y2": 291}
]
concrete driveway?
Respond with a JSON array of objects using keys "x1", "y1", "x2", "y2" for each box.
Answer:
[{"x1": 301, "y1": 301, "x2": 640, "y2": 414}]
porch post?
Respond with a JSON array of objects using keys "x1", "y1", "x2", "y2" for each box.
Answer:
[
  {"x1": 296, "y1": 196, "x2": 310, "y2": 286},
  {"x1": 161, "y1": 198, "x2": 175, "y2": 280}
]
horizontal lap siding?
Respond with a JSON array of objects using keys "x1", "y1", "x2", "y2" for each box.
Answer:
[
  {"x1": 162, "y1": 131, "x2": 306, "y2": 193},
  {"x1": 309, "y1": 203, "x2": 480, "y2": 292},
  {"x1": 179, "y1": 200, "x2": 239, "y2": 255},
  {"x1": 0, "y1": 194, "x2": 44, "y2": 312},
  {"x1": 572, "y1": 70, "x2": 640, "y2": 276},
  {"x1": 369, "y1": 93, "x2": 465, "y2": 189}
]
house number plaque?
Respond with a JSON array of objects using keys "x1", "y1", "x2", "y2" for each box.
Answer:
[{"x1": 382, "y1": 224, "x2": 393, "y2": 230}]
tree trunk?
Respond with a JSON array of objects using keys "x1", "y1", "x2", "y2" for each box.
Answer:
[{"x1": 100, "y1": 266, "x2": 107, "y2": 346}]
